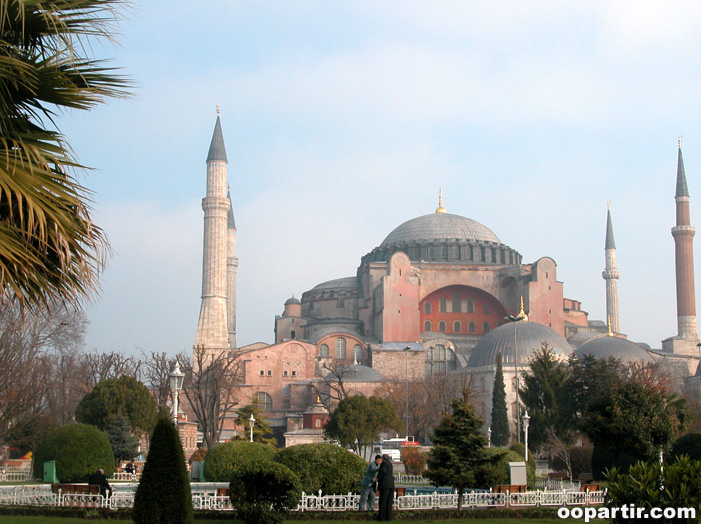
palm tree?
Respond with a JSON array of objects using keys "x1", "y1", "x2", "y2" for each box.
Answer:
[{"x1": 0, "y1": 0, "x2": 131, "y2": 310}]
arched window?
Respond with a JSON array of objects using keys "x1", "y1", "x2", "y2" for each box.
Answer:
[
  {"x1": 291, "y1": 330, "x2": 296, "y2": 339},
  {"x1": 315, "y1": 419, "x2": 321, "y2": 428},
  {"x1": 428, "y1": 246, "x2": 435, "y2": 259},
  {"x1": 441, "y1": 245, "x2": 448, "y2": 260},
  {"x1": 453, "y1": 244, "x2": 460, "y2": 259},
  {"x1": 438, "y1": 320, "x2": 447, "y2": 332},
  {"x1": 483, "y1": 303, "x2": 489, "y2": 314},
  {"x1": 482, "y1": 322, "x2": 490, "y2": 334},
  {"x1": 452, "y1": 292, "x2": 461, "y2": 312},
  {"x1": 467, "y1": 298, "x2": 475, "y2": 313},
  {"x1": 319, "y1": 344, "x2": 329, "y2": 357},
  {"x1": 439, "y1": 297, "x2": 447, "y2": 312},
  {"x1": 335, "y1": 337, "x2": 346, "y2": 359},
  {"x1": 425, "y1": 344, "x2": 457, "y2": 376},
  {"x1": 453, "y1": 321, "x2": 461, "y2": 333},
  {"x1": 254, "y1": 392, "x2": 273, "y2": 412},
  {"x1": 424, "y1": 320, "x2": 432, "y2": 332},
  {"x1": 468, "y1": 322, "x2": 476, "y2": 333},
  {"x1": 353, "y1": 345, "x2": 363, "y2": 362},
  {"x1": 436, "y1": 344, "x2": 446, "y2": 360},
  {"x1": 424, "y1": 302, "x2": 432, "y2": 314}
]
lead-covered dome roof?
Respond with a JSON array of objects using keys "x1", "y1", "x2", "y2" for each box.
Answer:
[
  {"x1": 467, "y1": 321, "x2": 573, "y2": 367},
  {"x1": 381, "y1": 213, "x2": 501, "y2": 246},
  {"x1": 324, "y1": 363, "x2": 383, "y2": 383},
  {"x1": 574, "y1": 335, "x2": 654, "y2": 363}
]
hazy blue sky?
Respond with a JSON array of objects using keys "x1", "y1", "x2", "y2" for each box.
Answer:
[{"x1": 63, "y1": 1, "x2": 701, "y2": 355}]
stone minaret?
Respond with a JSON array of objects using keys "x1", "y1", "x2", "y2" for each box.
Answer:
[
  {"x1": 602, "y1": 202, "x2": 620, "y2": 334},
  {"x1": 227, "y1": 188, "x2": 238, "y2": 350},
  {"x1": 673, "y1": 138, "x2": 697, "y2": 341},
  {"x1": 194, "y1": 112, "x2": 231, "y2": 358}
]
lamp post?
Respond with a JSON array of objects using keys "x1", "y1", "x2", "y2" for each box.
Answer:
[
  {"x1": 522, "y1": 410, "x2": 530, "y2": 461},
  {"x1": 168, "y1": 363, "x2": 185, "y2": 425},
  {"x1": 404, "y1": 345, "x2": 411, "y2": 439},
  {"x1": 506, "y1": 299, "x2": 527, "y2": 443},
  {"x1": 487, "y1": 427, "x2": 492, "y2": 448},
  {"x1": 248, "y1": 413, "x2": 255, "y2": 442}
]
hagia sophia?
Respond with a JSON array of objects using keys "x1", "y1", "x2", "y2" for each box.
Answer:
[{"x1": 188, "y1": 114, "x2": 701, "y2": 446}]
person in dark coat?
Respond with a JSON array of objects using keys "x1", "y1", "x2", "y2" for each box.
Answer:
[
  {"x1": 88, "y1": 469, "x2": 112, "y2": 497},
  {"x1": 376, "y1": 453, "x2": 395, "y2": 521}
]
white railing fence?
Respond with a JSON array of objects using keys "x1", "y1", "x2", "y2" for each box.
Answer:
[{"x1": 0, "y1": 483, "x2": 606, "y2": 511}]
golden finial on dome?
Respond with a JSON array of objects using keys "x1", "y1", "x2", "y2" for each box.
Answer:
[
  {"x1": 436, "y1": 189, "x2": 447, "y2": 214},
  {"x1": 518, "y1": 296, "x2": 528, "y2": 321},
  {"x1": 679, "y1": 135, "x2": 682, "y2": 149},
  {"x1": 607, "y1": 316, "x2": 614, "y2": 336},
  {"x1": 217, "y1": 104, "x2": 221, "y2": 116},
  {"x1": 607, "y1": 200, "x2": 611, "y2": 211}
]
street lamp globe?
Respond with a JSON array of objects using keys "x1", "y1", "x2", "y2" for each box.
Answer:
[
  {"x1": 522, "y1": 410, "x2": 531, "y2": 461},
  {"x1": 169, "y1": 363, "x2": 185, "y2": 424}
]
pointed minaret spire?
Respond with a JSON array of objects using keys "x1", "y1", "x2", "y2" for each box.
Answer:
[
  {"x1": 671, "y1": 138, "x2": 698, "y2": 344},
  {"x1": 195, "y1": 114, "x2": 232, "y2": 359},
  {"x1": 602, "y1": 202, "x2": 620, "y2": 333},
  {"x1": 436, "y1": 188, "x2": 447, "y2": 214}
]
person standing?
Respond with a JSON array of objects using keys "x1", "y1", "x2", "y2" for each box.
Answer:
[
  {"x1": 376, "y1": 453, "x2": 395, "y2": 521},
  {"x1": 359, "y1": 455, "x2": 382, "y2": 511}
]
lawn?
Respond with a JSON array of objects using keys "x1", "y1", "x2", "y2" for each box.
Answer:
[{"x1": 0, "y1": 518, "x2": 600, "y2": 524}]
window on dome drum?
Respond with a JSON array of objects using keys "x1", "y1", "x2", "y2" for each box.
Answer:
[
  {"x1": 438, "y1": 321, "x2": 446, "y2": 332},
  {"x1": 336, "y1": 338, "x2": 346, "y2": 359},
  {"x1": 452, "y1": 292, "x2": 461, "y2": 312},
  {"x1": 468, "y1": 322, "x2": 476, "y2": 333},
  {"x1": 254, "y1": 392, "x2": 273, "y2": 412},
  {"x1": 428, "y1": 246, "x2": 434, "y2": 259},
  {"x1": 483, "y1": 322, "x2": 490, "y2": 334},
  {"x1": 467, "y1": 298, "x2": 475, "y2": 313},
  {"x1": 424, "y1": 320, "x2": 432, "y2": 331},
  {"x1": 424, "y1": 302, "x2": 432, "y2": 314},
  {"x1": 353, "y1": 345, "x2": 362, "y2": 362},
  {"x1": 453, "y1": 244, "x2": 460, "y2": 259},
  {"x1": 425, "y1": 344, "x2": 457, "y2": 376},
  {"x1": 439, "y1": 297, "x2": 447, "y2": 312},
  {"x1": 483, "y1": 303, "x2": 489, "y2": 314},
  {"x1": 319, "y1": 344, "x2": 329, "y2": 357},
  {"x1": 453, "y1": 321, "x2": 461, "y2": 333},
  {"x1": 291, "y1": 330, "x2": 296, "y2": 339},
  {"x1": 441, "y1": 245, "x2": 448, "y2": 260}
]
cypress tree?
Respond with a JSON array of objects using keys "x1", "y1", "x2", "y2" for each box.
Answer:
[
  {"x1": 133, "y1": 415, "x2": 193, "y2": 524},
  {"x1": 490, "y1": 352, "x2": 510, "y2": 446}
]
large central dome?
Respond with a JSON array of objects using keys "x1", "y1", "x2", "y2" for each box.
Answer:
[{"x1": 381, "y1": 212, "x2": 501, "y2": 247}]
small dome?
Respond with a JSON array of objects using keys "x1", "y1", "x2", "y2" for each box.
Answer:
[
  {"x1": 467, "y1": 321, "x2": 573, "y2": 367},
  {"x1": 324, "y1": 364, "x2": 383, "y2": 383},
  {"x1": 311, "y1": 277, "x2": 359, "y2": 291},
  {"x1": 285, "y1": 296, "x2": 301, "y2": 306},
  {"x1": 381, "y1": 213, "x2": 501, "y2": 247},
  {"x1": 575, "y1": 336, "x2": 654, "y2": 363}
]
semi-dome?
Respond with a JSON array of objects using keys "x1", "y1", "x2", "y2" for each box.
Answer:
[
  {"x1": 574, "y1": 335, "x2": 654, "y2": 363},
  {"x1": 284, "y1": 296, "x2": 301, "y2": 306},
  {"x1": 381, "y1": 213, "x2": 501, "y2": 247},
  {"x1": 324, "y1": 363, "x2": 383, "y2": 383},
  {"x1": 311, "y1": 277, "x2": 359, "y2": 291},
  {"x1": 467, "y1": 321, "x2": 573, "y2": 367}
]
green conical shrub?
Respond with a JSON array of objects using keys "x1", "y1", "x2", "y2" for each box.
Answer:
[{"x1": 133, "y1": 416, "x2": 193, "y2": 524}]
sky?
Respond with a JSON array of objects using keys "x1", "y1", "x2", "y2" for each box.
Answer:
[{"x1": 60, "y1": 1, "x2": 701, "y2": 356}]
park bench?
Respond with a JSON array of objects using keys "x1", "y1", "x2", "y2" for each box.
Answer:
[
  {"x1": 578, "y1": 472, "x2": 594, "y2": 483},
  {"x1": 580, "y1": 483, "x2": 601, "y2": 493},
  {"x1": 216, "y1": 488, "x2": 230, "y2": 497},
  {"x1": 395, "y1": 487, "x2": 406, "y2": 497},
  {"x1": 493, "y1": 484, "x2": 526, "y2": 494},
  {"x1": 51, "y1": 484, "x2": 104, "y2": 507}
]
